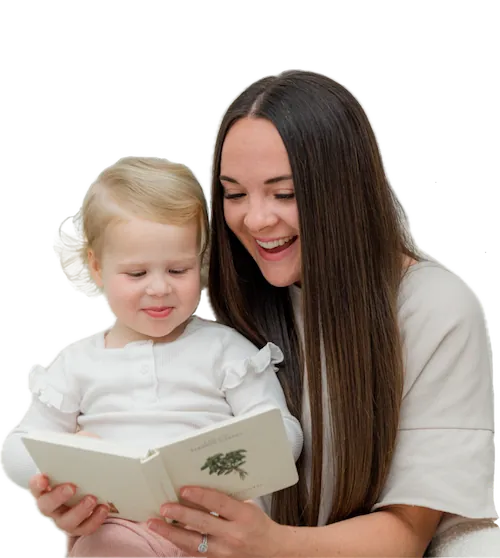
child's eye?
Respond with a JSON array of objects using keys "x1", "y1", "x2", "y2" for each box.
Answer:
[
  {"x1": 126, "y1": 271, "x2": 146, "y2": 278},
  {"x1": 169, "y1": 269, "x2": 188, "y2": 275}
]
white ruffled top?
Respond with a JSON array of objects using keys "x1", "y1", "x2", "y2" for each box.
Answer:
[{"x1": 3, "y1": 316, "x2": 303, "y2": 488}]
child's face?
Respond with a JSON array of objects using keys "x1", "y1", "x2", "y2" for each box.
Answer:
[{"x1": 90, "y1": 217, "x2": 202, "y2": 343}]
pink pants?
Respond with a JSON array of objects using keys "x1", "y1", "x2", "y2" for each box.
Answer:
[{"x1": 67, "y1": 518, "x2": 187, "y2": 557}]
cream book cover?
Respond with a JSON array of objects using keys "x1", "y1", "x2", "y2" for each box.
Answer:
[{"x1": 21, "y1": 408, "x2": 298, "y2": 522}]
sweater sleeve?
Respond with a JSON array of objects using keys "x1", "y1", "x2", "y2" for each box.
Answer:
[
  {"x1": 2, "y1": 347, "x2": 80, "y2": 488},
  {"x1": 373, "y1": 264, "x2": 497, "y2": 521},
  {"x1": 219, "y1": 330, "x2": 303, "y2": 461},
  {"x1": 2, "y1": 398, "x2": 79, "y2": 488}
]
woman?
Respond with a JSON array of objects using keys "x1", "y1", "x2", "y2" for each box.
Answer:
[{"x1": 29, "y1": 71, "x2": 497, "y2": 556}]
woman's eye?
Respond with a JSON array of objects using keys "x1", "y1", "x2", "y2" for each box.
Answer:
[
  {"x1": 126, "y1": 271, "x2": 146, "y2": 278},
  {"x1": 169, "y1": 269, "x2": 188, "y2": 275},
  {"x1": 224, "y1": 194, "x2": 295, "y2": 200}
]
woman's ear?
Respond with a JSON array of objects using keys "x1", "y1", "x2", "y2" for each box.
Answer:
[{"x1": 88, "y1": 249, "x2": 104, "y2": 288}]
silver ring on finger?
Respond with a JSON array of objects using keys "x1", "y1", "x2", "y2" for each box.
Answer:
[{"x1": 198, "y1": 533, "x2": 208, "y2": 554}]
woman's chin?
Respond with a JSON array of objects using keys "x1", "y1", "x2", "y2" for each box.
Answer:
[{"x1": 260, "y1": 267, "x2": 301, "y2": 288}]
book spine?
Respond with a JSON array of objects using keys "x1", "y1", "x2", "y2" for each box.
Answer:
[{"x1": 140, "y1": 451, "x2": 179, "y2": 515}]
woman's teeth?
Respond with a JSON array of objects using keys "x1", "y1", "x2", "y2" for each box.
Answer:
[{"x1": 256, "y1": 236, "x2": 294, "y2": 249}]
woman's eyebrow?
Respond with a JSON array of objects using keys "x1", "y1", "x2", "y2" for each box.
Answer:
[{"x1": 219, "y1": 174, "x2": 292, "y2": 185}]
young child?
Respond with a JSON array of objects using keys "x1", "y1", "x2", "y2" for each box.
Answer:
[{"x1": 1, "y1": 157, "x2": 303, "y2": 557}]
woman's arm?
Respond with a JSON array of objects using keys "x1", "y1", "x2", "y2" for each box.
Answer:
[
  {"x1": 148, "y1": 487, "x2": 442, "y2": 557},
  {"x1": 281, "y1": 504, "x2": 442, "y2": 557}
]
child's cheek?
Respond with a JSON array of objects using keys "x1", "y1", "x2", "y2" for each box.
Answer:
[{"x1": 108, "y1": 276, "x2": 137, "y2": 302}]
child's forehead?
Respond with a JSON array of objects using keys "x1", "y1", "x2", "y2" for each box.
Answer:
[
  {"x1": 107, "y1": 215, "x2": 199, "y2": 239},
  {"x1": 102, "y1": 217, "x2": 200, "y2": 260}
]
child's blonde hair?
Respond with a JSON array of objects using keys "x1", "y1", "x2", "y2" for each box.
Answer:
[{"x1": 59, "y1": 156, "x2": 209, "y2": 295}]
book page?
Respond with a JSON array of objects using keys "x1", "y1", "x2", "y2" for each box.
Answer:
[
  {"x1": 157, "y1": 408, "x2": 298, "y2": 501},
  {"x1": 22, "y1": 437, "x2": 164, "y2": 522}
]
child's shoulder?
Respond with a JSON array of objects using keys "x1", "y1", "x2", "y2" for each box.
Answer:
[
  {"x1": 189, "y1": 315, "x2": 241, "y2": 337},
  {"x1": 187, "y1": 317, "x2": 284, "y2": 370},
  {"x1": 188, "y1": 316, "x2": 256, "y2": 348},
  {"x1": 48, "y1": 331, "x2": 105, "y2": 363}
]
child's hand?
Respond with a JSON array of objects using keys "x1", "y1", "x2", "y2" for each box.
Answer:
[{"x1": 28, "y1": 473, "x2": 108, "y2": 536}]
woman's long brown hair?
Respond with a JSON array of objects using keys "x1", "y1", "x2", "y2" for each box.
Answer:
[{"x1": 208, "y1": 71, "x2": 420, "y2": 527}]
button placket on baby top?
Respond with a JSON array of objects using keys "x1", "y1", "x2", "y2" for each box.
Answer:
[{"x1": 129, "y1": 341, "x2": 159, "y2": 403}]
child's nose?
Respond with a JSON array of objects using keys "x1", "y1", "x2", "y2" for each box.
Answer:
[{"x1": 145, "y1": 275, "x2": 172, "y2": 296}]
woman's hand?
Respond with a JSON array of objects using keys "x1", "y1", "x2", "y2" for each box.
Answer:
[{"x1": 147, "y1": 487, "x2": 287, "y2": 558}]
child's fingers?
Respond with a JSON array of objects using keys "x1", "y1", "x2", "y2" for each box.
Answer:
[
  {"x1": 29, "y1": 474, "x2": 106, "y2": 536},
  {"x1": 74, "y1": 431, "x2": 100, "y2": 438},
  {"x1": 35, "y1": 483, "x2": 76, "y2": 517},
  {"x1": 57, "y1": 502, "x2": 109, "y2": 536},
  {"x1": 28, "y1": 473, "x2": 50, "y2": 498}
]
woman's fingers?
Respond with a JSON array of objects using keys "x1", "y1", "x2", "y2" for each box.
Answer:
[
  {"x1": 161, "y1": 504, "x2": 226, "y2": 535},
  {"x1": 148, "y1": 520, "x2": 219, "y2": 557},
  {"x1": 178, "y1": 487, "x2": 247, "y2": 521}
]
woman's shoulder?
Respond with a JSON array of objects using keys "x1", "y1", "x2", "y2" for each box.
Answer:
[
  {"x1": 398, "y1": 258, "x2": 485, "y2": 328},
  {"x1": 397, "y1": 258, "x2": 491, "y2": 394}
]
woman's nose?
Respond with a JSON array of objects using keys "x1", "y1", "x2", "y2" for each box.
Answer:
[{"x1": 243, "y1": 202, "x2": 279, "y2": 233}]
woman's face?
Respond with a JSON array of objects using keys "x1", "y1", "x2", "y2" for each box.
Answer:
[{"x1": 220, "y1": 117, "x2": 301, "y2": 287}]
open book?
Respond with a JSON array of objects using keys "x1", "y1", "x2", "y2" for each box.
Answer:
[{"x1": 21, "y1": 408, "x2": 298, "y2": 522}]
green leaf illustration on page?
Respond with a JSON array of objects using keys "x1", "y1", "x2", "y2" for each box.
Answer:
[{"x1": 201, "y1": 449, "x2": 248, "y2": 480}]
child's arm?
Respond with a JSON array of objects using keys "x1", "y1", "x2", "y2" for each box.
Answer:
[
  {"x1": 1, "y1": 396, "x2": 79, "y2": 488},
  {"x1": 0, "y1": 358, "x2": 80, "y2": 492},
  {"x1": 1, "y1": 348, "x2": 101, "y2": 537},
  {"x1": 221, "y1": 340, "x2": 303, "y2": 461}
]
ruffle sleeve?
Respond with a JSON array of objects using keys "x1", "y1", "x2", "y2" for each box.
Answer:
[
  {"x1": 28, "y1": 354, "x2": 80, "y2": 413},
  {"x1": 222, "y1": 342, "x2": 284, "y2": 391}
]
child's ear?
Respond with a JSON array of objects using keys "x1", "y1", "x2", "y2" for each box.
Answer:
[{"x1": 88, "y1": 249, "x2": 103, "y2": 287}]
